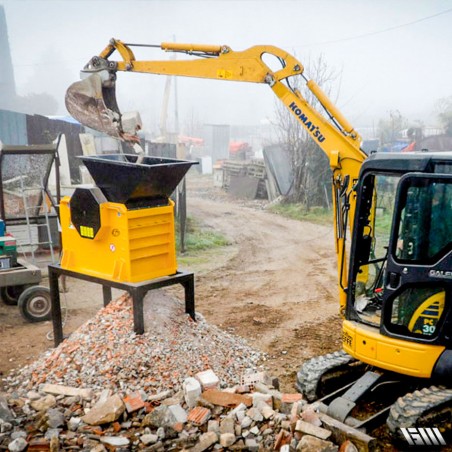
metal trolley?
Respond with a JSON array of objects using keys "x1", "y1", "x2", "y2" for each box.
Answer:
[{"x1": 0, "y1": 141, "x2": 61, "y2": 322}]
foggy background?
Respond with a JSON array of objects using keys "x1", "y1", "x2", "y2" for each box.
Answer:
[{"x1": 1, "y1": 0, "x2": 451, "y2": 139}]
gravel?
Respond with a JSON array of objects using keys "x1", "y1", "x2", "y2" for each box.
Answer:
[
  {"x1": 3, "y1": 290, "x2": 266, "y2": 396},
  {"x1": 0, "y1": 291, "x2": 353, "y2": 451}
]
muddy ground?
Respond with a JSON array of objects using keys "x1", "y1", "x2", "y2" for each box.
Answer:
[{"x1": 0, "y1": 172, "x2": 342, "y2": 392}]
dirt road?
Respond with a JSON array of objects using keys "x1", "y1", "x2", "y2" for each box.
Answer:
[
  {"x1": 0, "y1": 173, "x2": 342, "y2": 391},
  {"x1": 185, "y1": 176, "x2": 342, "y2": 389}
]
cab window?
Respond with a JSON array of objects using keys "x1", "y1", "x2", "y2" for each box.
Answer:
[{"x1": 394, "y1": 179, "x2": 452, "y2": 263}]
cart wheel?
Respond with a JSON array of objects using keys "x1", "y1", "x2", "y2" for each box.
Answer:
[
  {"x1": 1, "y1": 285, "x2": 29, "y2": 306},
  {"x1": 18, "y1": 286, "x2": 51, "y2": 323}
]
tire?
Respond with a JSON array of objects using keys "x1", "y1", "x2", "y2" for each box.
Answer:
[
  {"x1": 1, "y1": 285, "x2": 29, "y2": 306},
  {"x1": 18, "y1": 286, "x2": 51, "y2": 323}
]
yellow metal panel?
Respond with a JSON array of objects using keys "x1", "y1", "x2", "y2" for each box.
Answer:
[
  {"x1": 129, "y1": 234, "x2": 170, "y2": 250},
  {"x1": 355, "y1": 331, "x2": 377, "y2": 359},
  {"x1": 129, "y1": 224, "x2": 170, "y2": 240},
  {"x1": 342, "y1": 320, "x2": 445, "y2": 378},
  {"x1": 60, "y1": 197, "x2": 177, "y2": 283},
  {"x1": 130, "y1": 243, "x2": 171, "y2": 260}
]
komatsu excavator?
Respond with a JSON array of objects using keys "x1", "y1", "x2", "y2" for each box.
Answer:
[{"x1": 66, "y1": 39, "x2": 452, "y2": 445}]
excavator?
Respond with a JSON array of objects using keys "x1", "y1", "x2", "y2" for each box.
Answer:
[{"x1": 66, "y1": 39, "x2": 452, "y2": 446}]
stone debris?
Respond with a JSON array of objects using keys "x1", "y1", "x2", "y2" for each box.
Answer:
[
  {"x1": 81, "y1": 394, "x2": 125, "y2": 426},
  {"x1": 183, "y1": 377, "x2": 202, "y2": 408},
  {"x1": 200, "y1": 389, "x2": 252, "y2": 408},
  {"x1": 4, "y1": 294, "x2": 263, "y2": 394},
  {"x1": 0, "y1": 294, "x2": 360, "y2": 450},
  {"x1": 294, "y1": 420, "x2": 332, "y2": 441},
  {"x1": 195, "y1": 369, "x2": 220, "y2": 391},
  {"x1": 41, "y1": 383, "x2": 94, "y2": 400},
  {"x1": 0, "y1": 377, "x2": 359, "y2": 450}
]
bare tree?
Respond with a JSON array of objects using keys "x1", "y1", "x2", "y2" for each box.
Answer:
[
  {"x1": 273, "y1": 54, "x2": 338, "y2": 209},
  {"x1": 435, "y1": 95, "x2": 452, "y2": 136},
  {"x1": 376, "y1": 110, "x2": 409, "y2": 148}
]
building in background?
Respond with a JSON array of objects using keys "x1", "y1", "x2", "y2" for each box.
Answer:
[{"x1": 0, "y1": 5, "x2": 17, "y2": 112}]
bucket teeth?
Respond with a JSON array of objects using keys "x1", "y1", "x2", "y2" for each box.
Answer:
[{"x1": 65, "y1": 73, "x2": 122, "y2": 138}]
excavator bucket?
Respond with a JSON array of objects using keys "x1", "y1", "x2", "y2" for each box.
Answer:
[{"x1": 65, "y1": 73, "x2": 122, "y2": 138}]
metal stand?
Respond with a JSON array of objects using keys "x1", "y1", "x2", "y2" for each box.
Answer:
[{"x1": 48, "y1": 264, "x2": 195, "y2": 346}]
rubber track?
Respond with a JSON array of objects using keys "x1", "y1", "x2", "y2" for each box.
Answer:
[
  {"x1": 296, "y1": 350, "x2": 356, "y2": 402},
  {"x1": 387, "y1": 385, "x2": 452, "y2": 433}
]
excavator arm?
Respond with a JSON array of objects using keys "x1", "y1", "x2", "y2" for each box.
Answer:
[{"x1": 66, "y1": 39, "x2": 368, "y2": 309}]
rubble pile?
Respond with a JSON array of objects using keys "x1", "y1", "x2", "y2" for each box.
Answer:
[
  {"x1": 4, "y1": 293, "x2": 263, "y2": 394},
  {"x1": 0, "y1": 294, "x2": 359, "y2": 451},
  {"x1": 0, "y1": 370, "x2": 350, "y2": 451}
]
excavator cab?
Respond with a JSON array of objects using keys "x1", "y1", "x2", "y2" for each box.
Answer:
[{"x1": 346, "y1": 153, "x2": 452, "y2": 376}]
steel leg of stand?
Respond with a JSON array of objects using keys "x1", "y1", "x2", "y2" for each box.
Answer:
[
  {"x1": 182, "y1": 275, "x2": 195, "y2": 320},
  {"x1": 130, "y1": 287, "x2": 146, "y2": 334},
  {"x1": 102, "y1": 286, "x2": 112, "y2": 307},
  {"x1": 49, "y1": 267, "x2": 63, "y2": 347},
  {"x1": 48, "y1": 264, "x2": 195, "y2": 344}
]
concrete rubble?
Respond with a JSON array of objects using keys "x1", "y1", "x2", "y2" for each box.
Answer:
[
  {"x1": 0, "y1": 295, "x2": 359, "y2": 450},
  {"x1": 0, "y1": 375, "x2": 350, "y2": 451}
]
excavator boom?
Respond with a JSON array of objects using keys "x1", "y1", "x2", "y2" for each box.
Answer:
[
  {"x1": 66, "y1": 40, "x2": 365, "y2": 160},
  {"x1": 66, "y1": 39, "x2": 368, "y2": 310}
]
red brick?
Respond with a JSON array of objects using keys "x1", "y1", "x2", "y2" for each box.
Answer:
[
  {"x1": 274, "y1": 430, "x2": 292, "y2": 450},
  {"x1": 28, "y1": 438, "x2": 50, "y2": 451},
  {"x1": 173, "y1": 422, "x2": 184, "y2": 432},
  {"x1": 144, "y1": 402, "x2": 153, "y2": 413},
  {"x1": 281, "y1": 393, "x2": 303, "y2": 403},
  {"x1": 201, "y1": 389, "x2": 252, "y2": 408},
  {"x1": 187, "y1": 406, "x2": 211, "y2": 426},
  {"x1": 123, "y1": 391, "x2": 145, "y2": 413}
]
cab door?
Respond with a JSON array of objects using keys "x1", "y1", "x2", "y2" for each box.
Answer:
[{"x1": 381, "y1": 174, "x2": 452, "y2": 343}]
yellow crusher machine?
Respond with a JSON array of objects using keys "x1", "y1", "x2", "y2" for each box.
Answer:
[
  {"x1": 65, "y1": 40, "x2": 452, "y2": 444},
  {"x1": 60, "y1": 155, "x2": 195, "y2": 282}
]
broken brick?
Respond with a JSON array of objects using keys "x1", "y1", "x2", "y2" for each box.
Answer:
[
  {"x1": 123, "y1": 391, "x2": 145, "y2": 413},
  {"x1": 281, "y1": 393, "x2": 303, "y2": 404},
  {"x1": 187, "y1": 406, "x2": 211, "y2": 426},
  {"x1": 201, "y1": 389, "x2": 252, "y2": 408}
]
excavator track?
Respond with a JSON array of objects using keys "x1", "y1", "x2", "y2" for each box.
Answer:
[
  {"x1": 296, "y1": 350, "x2": 359, "y2": 402},
  {"x1": 387, "y1": 385, "x2": 452, "y2": 434}
]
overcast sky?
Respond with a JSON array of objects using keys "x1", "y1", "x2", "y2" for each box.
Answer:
[{"x1": 2, "y1": 0, "x2": 452, "y2": 137}]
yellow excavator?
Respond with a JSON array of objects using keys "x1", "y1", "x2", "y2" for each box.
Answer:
[{"x1": 66, "y1": 39, "x2": 452, "y2": 445}]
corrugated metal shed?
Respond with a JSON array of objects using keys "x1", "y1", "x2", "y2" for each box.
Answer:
[
  {"x1": 203, "y1": 124, "x2": 230, "y2": 163},
  {"x1": 263, "y1": 144, "x2": 293, "y2": 197},
  {"x1": 0, "y1": 109, "x2": 28, "y2": 145}
]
